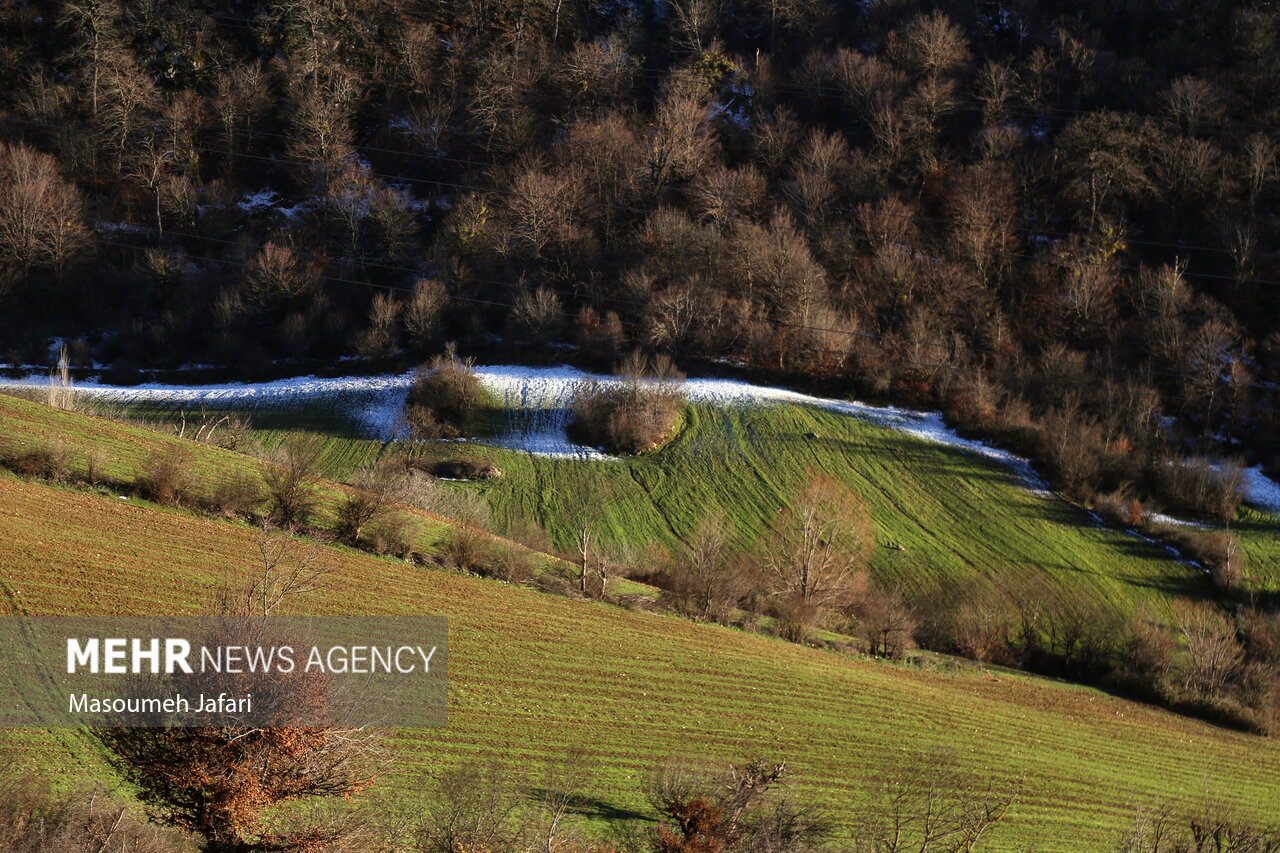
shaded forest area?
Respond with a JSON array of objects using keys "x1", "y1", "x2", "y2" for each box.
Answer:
[{"x1": 4, "y1": 0, "x2": 1280, "y2": 510}]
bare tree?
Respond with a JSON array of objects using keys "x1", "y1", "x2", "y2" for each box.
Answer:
[
  {"x1": 1161, "y1": 76, "x2": 1224, "y2": 136},
  {"x1": 529, "y1": 748, "x2": 596, "y2": 853},
  {"x1": 1176, "y1": 601, "x2": 1245, "y2": 701},
  {"x1": 856, "y1": 586, "x2": 917, "y2": 659},
  {"x1": 335, "y1": 456, "x2": 412, "y2": 546},
  {"x1": 669, "y1": 0, "x2": 722, "y2": 54},
  {"x1": 415, "y1": 762, "x2": 525, "y2": 853},
  {"x1": 854, "y1": 751, "x2": 1022, "y2": 853},
  {"x1": 503, "y1": 164, "x2": 588, "y2": 261},
  {"x1": 679, "y1": 512, "x2": 739, "y2": 622},
  {"x1": 259, "y1": 436, "x2": 327, "y2": 529},
  {"x1": 764, "y1": 474, "x2": 874, "y2": 609},
  {"x1": 404, "y1": 279, "x2": 450, "y2": 351},
  {"x1": 0, "y1": 142, "x2": 88, "y2": 286},
  {"x1": 247, "y1": 523, "x2": 329, "y2": 625},
  {"x1": 645, "y1": 91, "x2": 719, "y2": 192},
  {"x1": 56, "y1": 0, "x2": 124, "y2": 122}
]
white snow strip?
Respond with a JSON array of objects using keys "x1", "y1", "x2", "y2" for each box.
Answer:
[
  {"x1": 1, "y1": 364, "x2": 1056, "y2": 482},
  {"x1": 1244, "y1": 466, "x2": 1280, "y2": 514},
  {"x1": 1144, "y1": 512, "x2": 1211, "y2": 529},
  {"x1": 13, "y1": 364, "x2": 1280, "y2": 518}
]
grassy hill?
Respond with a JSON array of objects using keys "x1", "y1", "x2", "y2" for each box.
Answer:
[
  {"x1": 2, "y1": 394, "x2": 1280, "y2": 850},
  {"x1": 57, "y1": 379, "x2": 1280, "y2": 617}
]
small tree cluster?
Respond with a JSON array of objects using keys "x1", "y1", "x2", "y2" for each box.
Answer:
[
  {"x1": 569, "y1": 352, "x2": 686, "y2": 455},
  {"x1": 405, "y1": 345, "x2": 484, "y2": 441}
]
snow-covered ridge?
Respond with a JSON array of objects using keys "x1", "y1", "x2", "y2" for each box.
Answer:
[{"x1": 6, "y1": 365, "x2": 1280, "y2": 516}]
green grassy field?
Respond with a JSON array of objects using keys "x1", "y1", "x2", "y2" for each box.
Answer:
[
  {"x1": 462, "y1": 402, "x2": 1245, "y2": 616},
  {"x1": 53, "y1": 382, "x2": 1279, "y2": 621},
  {"x1": 3, "y1": 471, "x2": 1280, "y2": 851},
  {"x1": 5, "y1": 386, "x2": 1280, "y2": 849}
]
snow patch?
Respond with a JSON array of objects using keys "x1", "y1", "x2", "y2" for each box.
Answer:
[
  {"x1": 1, "y1": 364, "x2": 1054, "y2": 487},
  {"x1": 1145, "y1": 512, "x2": 1211, "y2": 529},
  {"x1": 236, "y1": 189, "x2": 278, "y2": 213},
  {"x1": 1244, "y1": 466, "x2": 1280, "y2": 514}
]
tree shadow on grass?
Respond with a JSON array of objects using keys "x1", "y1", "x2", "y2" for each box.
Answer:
[{"x1": 522, "y1": 788, "x2": 652, "y2": 823}]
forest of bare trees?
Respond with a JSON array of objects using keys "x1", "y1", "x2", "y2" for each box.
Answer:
[{"x1": 3, "y1": 0, "x2": 1280, "y2": 516}]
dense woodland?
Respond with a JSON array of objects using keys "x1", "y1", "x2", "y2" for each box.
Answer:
[{"x1": 4, "y1": 0, "x2": 1280, "y2": 507}]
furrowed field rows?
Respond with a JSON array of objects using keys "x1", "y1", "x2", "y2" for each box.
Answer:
[
  {"x1": 473, "y1": 403, "x2": 1218, "y2": 615},
  {"x1": 2, "y1": 476, "x2": 1279, "y2": 850},
  {"x1": 20, "y1": 371, "x2": 1279, "y2": 608},
  {"x1": 0, "y1": 394, "x2": 575, "y2": 574}
]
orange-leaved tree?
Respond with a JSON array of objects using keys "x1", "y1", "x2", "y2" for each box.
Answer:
[{"x1": 98, "y1": 531, "x2": 377, "y2": 853}]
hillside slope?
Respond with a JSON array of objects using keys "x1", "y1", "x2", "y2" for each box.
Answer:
[
  {"x1": 13, "y1": 370, "x2": 1273, "y2": 619},
  {"x1": 2, "y1": 472, "x2": 1280, "y2": 849}
]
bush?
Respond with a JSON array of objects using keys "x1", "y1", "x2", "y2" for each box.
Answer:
[
  {"x1": 2, "y1": 440, "x2": 72, "y2": 483},
  {"x1": 360, "y1": 509, "x2": 418, "y2": 558},
  {"x1": 482, "y1": 546, "x2": 536, "y2": 584},
  {"x1": 208, "y1": 471, "x2": 263, "y2": 518},
  {"x1": 1151, "y1": 455, "x2": 1245, "y2": 522},
  {"x1": 1093, "y1": 487, "x2": 1144, "y2": 527},
  {"x1": 569, "y1": 351, "x2": 685, "y2": 455},
  {"x1": 771, "y1": 594, "x2": 817, "y2": 644},
  {"x1": 334, "y1": 457, "x2": 411, "y2": 545},
  {"x1": 405, "y1": 344, "x2": 483, "y2": 439},
  {"x1": 83, "y1": 447, "x2": 110, "y2": 487},
  {"x1": 0, "y1": 781, "x2": 186, "y2": 853},
  {"x1": 135, "y1": 449, "x2": 194, "y2": 506},
  {"x1": 402, "y1": 470, "x2": 492, "y2": 527},
  {"x1": 1162, "y1": 528, "x2": 1243, "y2": 592},
  {"x1": 855, "y1": 586, "x2": 917, "y2": 659},
  {"x1": 259, "y1": 437, "x2": 325, "y2": 529},
  {"x1": 438, "y1": 526, "x2": 496, "y2": 574}
]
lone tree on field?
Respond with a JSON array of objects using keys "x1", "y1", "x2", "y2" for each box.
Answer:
[
  {"x1": 764, "y1": 474, "x2": 874, "y2": 609},
  {"x1": 98, "y1": 531, "x2": 376, "y2": 852}
]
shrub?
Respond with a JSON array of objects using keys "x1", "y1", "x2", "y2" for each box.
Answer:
[
  {"x1": 402, "y1": 470, "x2": 492, "y2": 527},
  {"x1": 1036, "y1": 402, "x2": 1108, "y2": 501},
  {"x1": 856, "y1": 586, "x2": 917, "y2": 659},
  {"x1": 83, "y1": 447, "x2": 110, "y2": 487},
  {"x1": 2, "y1": 440, "x2": 72, "y2": 483},
  {"x1": 259, "y1": 437, "x2": 325, "y2": 529},
  {"x1": 361, "y1": 509, "x2": 418, "y2": 558},
  {"x1": 209, "y1": 471, "x2": 263, "y2": 518},
  {"x1": 1163, "y1": 528, "x2": 1243, "y2": 592},
  {"x1": 1114, "y1": 613, "x2": 1177, "y2": 701},
  {"x1": 771, "y1": 594, "x2": 817, "y2": 644},
  {"x1": 568, "y1": 351, "x2": 684, "y2": 455},
  {"x1": 952, "y1": 590, "x2": 1015, "y2": 663},
  {"x1": 0, "y1": 780, "x2": 186, "y2": 853},
  {"x1": 1151, "y1": 455, "x2": 1245, "y2": 522},
  {"x1": 405, "y1": 344, "x2": 483, "y2": 439},
  {"x1": 438, "y1": 526, "x2": 496, "y2": 574},
  {"x1": 481, "y1": 546, "x2": 536, "y2": 584},
  {"x1": 1093, "y1": 487, "x2": 1143, "y2": 527},
  {"x1": 135, "y1": 449, "x2": 194, "y2": 506},
  {"x1": 334, "y1": 457, "x2": 410, "y2": 545}
]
